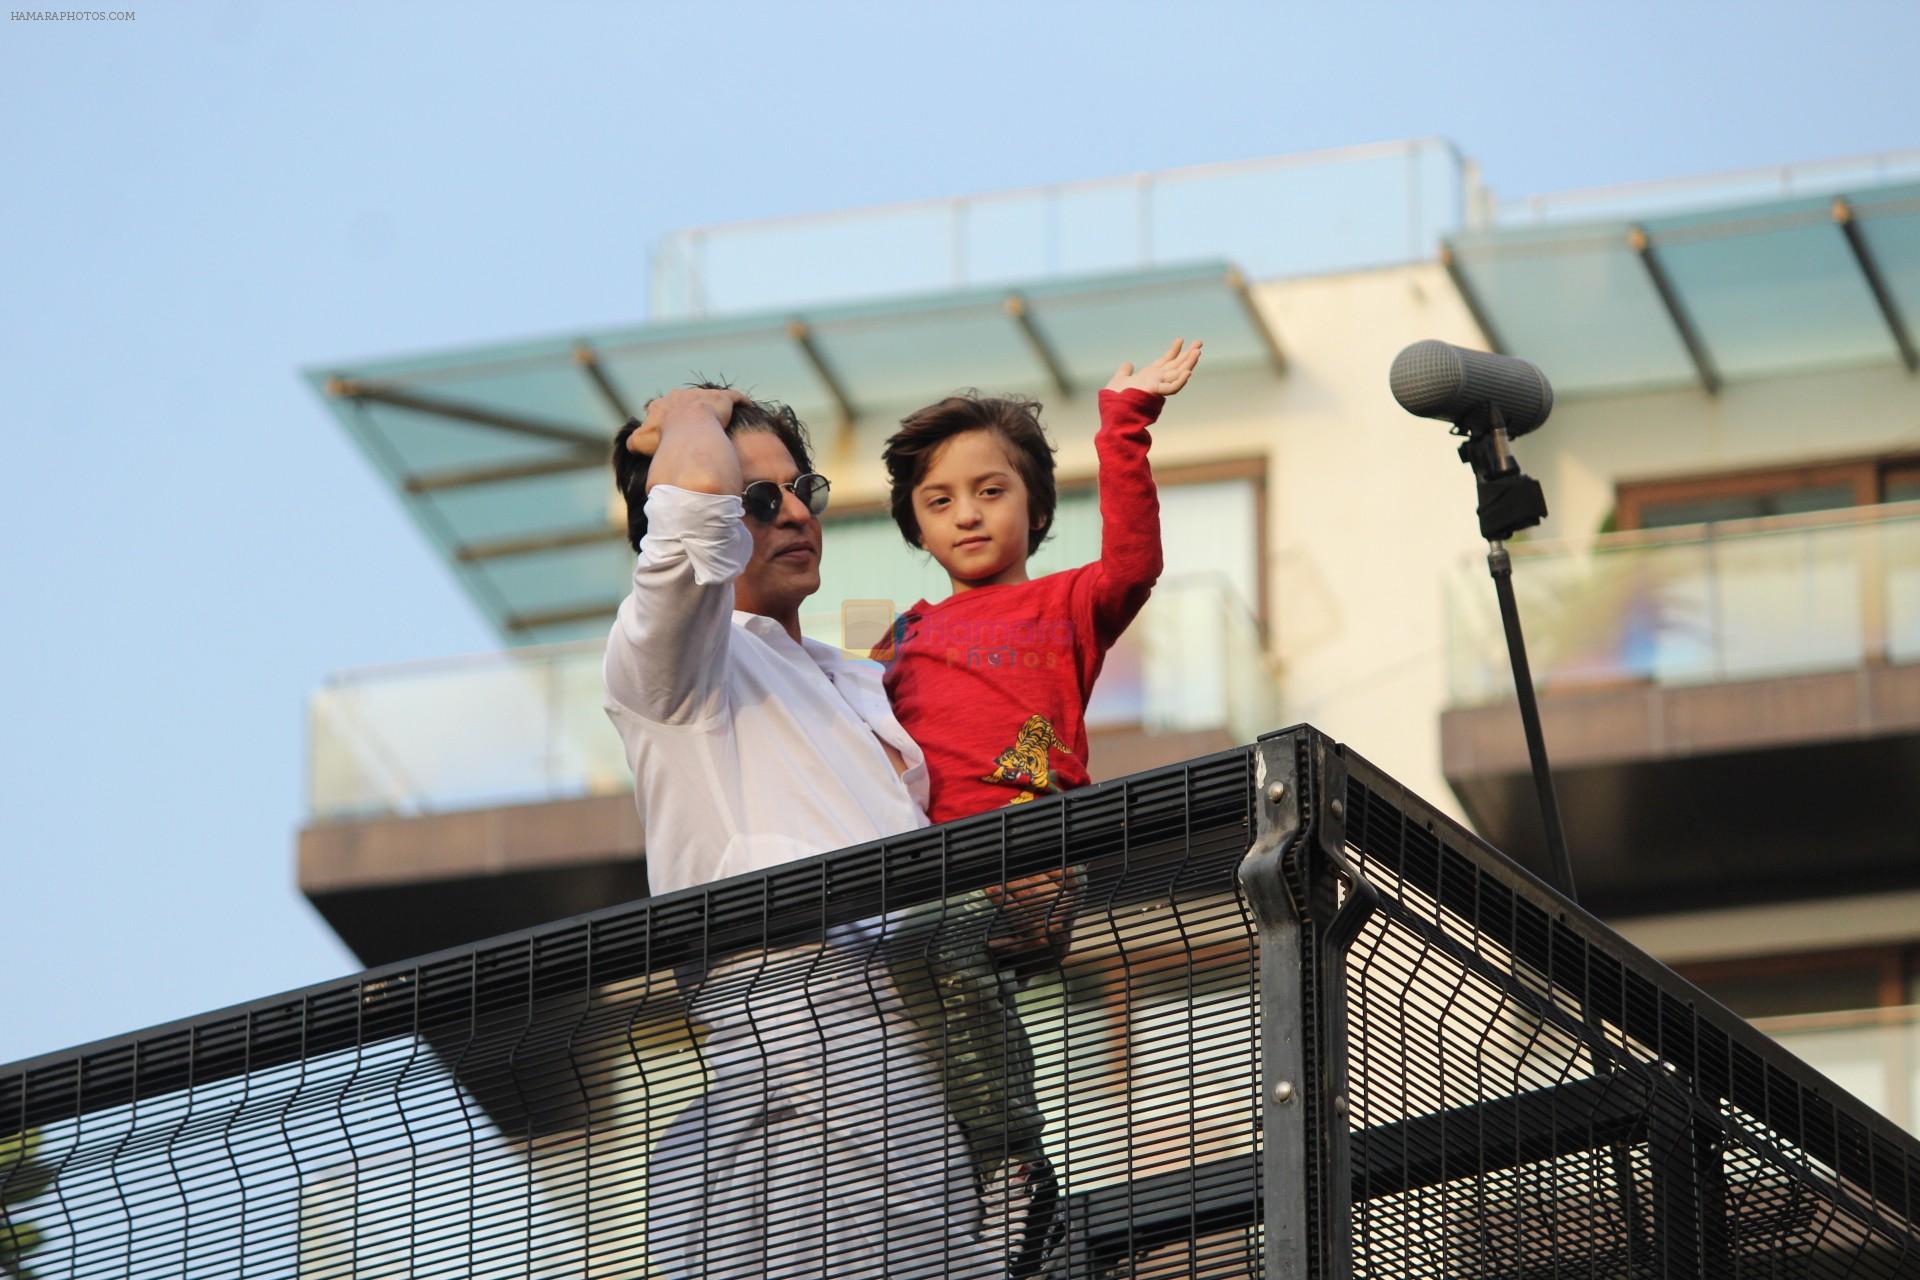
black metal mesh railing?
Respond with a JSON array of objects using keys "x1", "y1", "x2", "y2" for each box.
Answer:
[
  {"x1": 0, "y1": 752, "x2": 1263, "y2": 1280},
  {"x1": 3, "y1": 728, "x2": 1918, "y2": 1280},
  {"x1": 1331, "y1": 741, "x2": 1920, "y2": 1278}
]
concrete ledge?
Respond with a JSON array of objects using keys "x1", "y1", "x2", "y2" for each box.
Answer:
[
  {"x1": 1442, "y1": 661, "x2": 1920, "y2": 777},
  {"x1": 298, "y1": 793, "x2": 648, "y2": 965},
  {"x1": 1441, "y1": 662, "x2": 1920, "y2": 917},
  {"x1": 299, "y1": 792, "x2": 643, "y2": 895}
]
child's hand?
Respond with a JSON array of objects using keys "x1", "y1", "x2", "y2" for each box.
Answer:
[
  {"x1": 1105, "y1": 337, "x2": 1203, "y2": 397},
  {"x1": 985, "y1": 868, "x2": 1080, "y2": 963}
]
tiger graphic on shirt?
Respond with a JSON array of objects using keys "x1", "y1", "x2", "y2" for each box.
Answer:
[{"x1": 982, "y1": 713, "x2": 1066, "y2": 805}]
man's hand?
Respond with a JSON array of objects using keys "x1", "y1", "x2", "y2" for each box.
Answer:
[
  {"x1": 626, "y1": 387, "x2": 751, "y2": 457},
  {"x1": 1105, "y1": 337, "x2": 1203, "y2": 397},
  {"x1": 984, "y1": 868, "x2": 1080, "y2": 964}
]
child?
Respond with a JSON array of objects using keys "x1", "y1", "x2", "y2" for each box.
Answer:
[
  {"x1": 878, "y1": 339, "x2": 1202, "y2": 1277},
  {"x1": 881, "y1": 338, "x2": 1200, "y2": 816}
]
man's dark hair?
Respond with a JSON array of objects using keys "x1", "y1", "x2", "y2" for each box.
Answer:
[
  {"x1": 613, "y1": 383, "x2": 816, "y2": 552},
  {"x1": 883, "y1": 394, "x2": 1058, "y2": 555}
]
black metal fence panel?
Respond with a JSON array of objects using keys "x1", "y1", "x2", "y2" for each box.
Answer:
[
  {"x1": 5, "y1": 728, "x2": 1919, "y2": 1280},
  {"x1": 0, "y1": 752, "x2": 1263, "y2": 1280},
  {"x1": 1328, "y1": 739, "x2": 1920, "y2": 1279}
]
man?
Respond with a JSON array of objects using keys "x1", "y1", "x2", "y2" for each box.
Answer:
[{"x1": 602, "y1": 386, "x2": 1012, "y2": 1280}]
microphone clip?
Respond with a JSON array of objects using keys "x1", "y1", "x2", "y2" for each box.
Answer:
[
  {"x1": 1475, "y1": 470, "x2": 1549, "y2": 543},
  {"x1": 1453, "y1": 404, "x2": 1549, "y2": 542}
]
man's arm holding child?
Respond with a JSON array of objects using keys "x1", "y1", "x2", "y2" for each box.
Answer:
[
  {"x1": 1085, "y1": 338, "x2": 1202, "y2": 647},
  {"x1": 604, "y1": 388, "x2": 753, "y2": 724}
]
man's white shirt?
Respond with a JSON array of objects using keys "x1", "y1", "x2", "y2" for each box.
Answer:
[
  {"x1": 604, "y1": 484, "x2": 1000, "y2": 1274},
  {"x1": 601, "y1": 481, "x2": 944, "y2": 1107},
  {"x1": 602, "y1": 483, "x2": 931, "y2": 899}
]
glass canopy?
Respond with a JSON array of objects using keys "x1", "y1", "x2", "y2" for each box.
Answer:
[
  {"x1": 307, "y1": 260, "x2": 1285, "y2": 645},
  {"x1": 1446, "y1": 181, "x2": 1920, "y2": 396}
]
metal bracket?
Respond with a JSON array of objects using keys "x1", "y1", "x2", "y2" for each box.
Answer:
[
  {"x1": 1237, "y1": 735, "x2": 1307, "y2": 1280},
  {"x1": 1628, "y1": 224, "x2": 1721, "y2": 395},
  {"x1": 1309, "y1": 741, "x2": 1375, "y2": 1277},
  {"x1": 1240, "y1": 737, "x2": 1303, "y2": 925}
]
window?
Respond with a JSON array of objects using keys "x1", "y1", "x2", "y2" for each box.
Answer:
[
  {"x1": 1683, "y1": 954, "x2": 1890, "y2": 1020},
  {"x1": 1615, "y1": 454, "x2": 1920, "y2": 531},
  {"x1": 1887, "y1": 462, "x2": 1920, "y2": 506},
  {"x1": 807, "y1": 461, "x2": 1266, "y2": 650}
]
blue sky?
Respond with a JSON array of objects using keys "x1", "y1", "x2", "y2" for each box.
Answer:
[{"x1": 1, "y1": 0, "x2": 1913, "y2": 1064}]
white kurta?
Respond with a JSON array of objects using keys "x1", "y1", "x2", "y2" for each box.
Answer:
[{"x1": 603, "y1": 485, "x2": 1005, "y2": 1279}]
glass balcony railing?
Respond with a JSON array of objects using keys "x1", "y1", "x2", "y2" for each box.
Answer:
[
  {"x1": 306, "y1": 643, "x2": 633, "y2": 823},
  {"x1": 1087, "y1": 572, "x2": 1279, "y2": 743},
  {"x1": 1494, "y1": 145, "x2": 1920, "y2": 226},
  {"x1": 1755, "y1": 1003, "x2": 1920, "y2": 1138},
  {"x1": 308, "y1": 575, "x2": 1278, "y2": 822},
  {"x1": 1445, "y1": 501, "x2": 1920, "y2": 706},
  {"x1": 648, "y1": 138, "x2": 1472, "y2": 318}
]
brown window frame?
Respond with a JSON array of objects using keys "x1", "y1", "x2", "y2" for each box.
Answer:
[
  {"x1": 1885, "y1": 460, "x2": 1920, "y2": 501},
  {"x1": 1613, "y1": 452, "x2": 1920, "y2": 531},
  {"x1": 1674, "y1": 944, "x2": 1912, "y2": 1015}
]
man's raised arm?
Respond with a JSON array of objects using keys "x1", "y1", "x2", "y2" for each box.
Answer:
[
  {"x1": 604, "y1": 389, "x2": 751, "y2": 725},
  {"x1": 635, "y1": 387, "x2": 747, "y2": 497}
]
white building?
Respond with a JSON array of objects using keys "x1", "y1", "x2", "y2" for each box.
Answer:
[{"x1": 300, "y1": 138, "x2": 1920, "y2": 1136}]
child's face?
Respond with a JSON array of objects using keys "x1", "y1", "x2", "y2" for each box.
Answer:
[{"x1": 912, "y1": 428, "x2": 1036, "y2": 589}]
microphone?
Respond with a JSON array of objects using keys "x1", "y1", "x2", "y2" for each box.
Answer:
[
  {"x1": 1389, "y1": 339, "x2": 1554, "y2": 437},
  {"x1": 1391, "y1": 340, "x2": 1576, "y2": 902}
]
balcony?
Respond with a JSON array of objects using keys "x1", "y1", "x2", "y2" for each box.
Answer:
[
  {"x1": 1441, "y1": 501, "x2": 1920, "y2": 915},
  {"x1": 300, "y1": 576, "x2": 1278, "y2": 964},
  {"x1": 28, "y1": 727, "x2": 1920, "y2": 1280}
]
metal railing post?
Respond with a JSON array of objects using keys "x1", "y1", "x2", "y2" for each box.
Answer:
[
  {"x1": 1244, "y1": 729, "x2": 1382, "y2": 1280},
  {"x1": 1238, "y1": 735, "x2": 1309, "y2": 1280},
  {"x1": 1308, "y1": 739, "x2": 1374, "y2": 1276},
  {"x1": 1238, "y1": 732, "x2": 1373, "y2": 1280}
]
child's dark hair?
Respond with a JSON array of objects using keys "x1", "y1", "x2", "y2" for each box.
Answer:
[
  {"x1": 883, "y1": 394, "x2": 1057, "y2": 554},
  {"x1": 612, "y1": 383, "x2": 815, "y2": 552}
]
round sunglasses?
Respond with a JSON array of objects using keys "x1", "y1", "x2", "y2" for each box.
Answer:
[{"x1": 743, "y1": 472, "x2": 831, "y2": 523}]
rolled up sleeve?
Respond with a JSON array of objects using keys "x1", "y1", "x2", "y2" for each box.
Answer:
[{"x1": 603, "y1": 485, "x2": 753, "y2": 724}]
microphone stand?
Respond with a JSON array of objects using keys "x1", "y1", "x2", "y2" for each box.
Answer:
[
  {"x1": 1456, "y1": 407, "x2": 1578, "y2": 901},
  {"x1": 1457, "y1": 408, "x2": 1651, "y2": 1231}
]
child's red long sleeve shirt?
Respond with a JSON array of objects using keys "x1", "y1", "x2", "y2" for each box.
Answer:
[{"x1": 881, "y1": 388, "x2": 1165, "y2": 824}]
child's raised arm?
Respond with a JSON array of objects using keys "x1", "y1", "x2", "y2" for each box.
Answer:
[{"x1": 1081, "y1": 339, "x2": 1202, "y2": 647}]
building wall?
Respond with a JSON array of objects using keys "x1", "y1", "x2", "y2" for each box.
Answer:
[
  {"x1": 1251, "y1": 264, "x2": 1490, "y2": 812},
  {"x1": 1482, "y1": 356, "x2": 1920, "y2": 965},
  {"x1": 1529, "y1": 362, "x2": 1920, "y2": 546}
]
